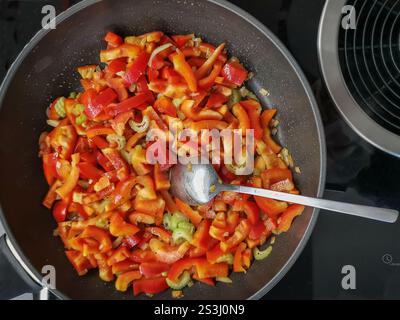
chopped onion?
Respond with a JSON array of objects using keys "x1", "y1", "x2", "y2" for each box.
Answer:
[{"x1": 148, "y1": 43, "x2": 173, "y2": 68}]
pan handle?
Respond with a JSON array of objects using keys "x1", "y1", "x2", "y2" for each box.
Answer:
[{"x1": 0, "y1": 234, "x2": 44, "y2": 300}]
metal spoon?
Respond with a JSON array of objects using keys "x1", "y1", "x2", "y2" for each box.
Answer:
[{"x1": 170, "y1": 162, "x2": 398, "y2": 223}]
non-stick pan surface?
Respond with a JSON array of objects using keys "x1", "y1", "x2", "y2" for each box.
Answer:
[{"x1": 0, "y1": 0, "x2": 326, "y2": 299}]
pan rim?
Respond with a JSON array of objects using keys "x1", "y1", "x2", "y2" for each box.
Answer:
[{"x1": 0, "y1": 0, "x2": 326, "y2": 300}]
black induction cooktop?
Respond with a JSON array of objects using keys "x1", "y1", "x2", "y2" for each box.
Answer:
[{"x1": 0, "y1": 0, "x2": 399, "y2": 300}]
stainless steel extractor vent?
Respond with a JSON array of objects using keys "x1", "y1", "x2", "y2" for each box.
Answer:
[{"x1": 318, "y1": 0, "x2": 400, "y2": 157}]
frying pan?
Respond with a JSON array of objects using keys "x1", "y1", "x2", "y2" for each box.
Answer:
[{"x1": 0, "y1": 0, "x2": 326, "y2": 299}]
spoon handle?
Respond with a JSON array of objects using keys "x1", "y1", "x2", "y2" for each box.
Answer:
[{"x1": 221, "y1": 184, "x2": 398, "y2": 223}]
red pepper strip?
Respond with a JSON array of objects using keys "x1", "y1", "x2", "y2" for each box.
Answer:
[
  {"x1": 107, "y1": 246, "x2": 131, "y2": 266},
  {"x1": 149, "y1": 239, "x2": 190, "y2": 264},
  {"x1": 260, "y1": 109, "x2": 282, "y2": 154},
  {"x1": 139, "y1": 262, "x2": 170, "y2": 277},
  {"x1": 220, "y1": 219, "x2": 251, "y2": 252},
  {"x1": 205, "y1": 92, "x2": 229, "y2": 109},
  {"x1": 249, "y1": 220, "x2": 268, "y2": 240},
  {"x1": 154, "y1": 95, "x2": 177, "y2": 117},
  {"x1": 129, "y1": 212, "x2": 156, "y2": 225},
  {"x1": 190, "y1": 120, "x2": 228, "y2": 131},
  {"x1": 142, "y1": 105, "x2": 168, "y2": 131},
  {"x1": 123, "y1": 234, "x2": 142, "y2": 249},
  {"x1": 43, "y1": 180, "x2": 62, "y2": 209},
  {"x1": 146, "y1": 227, "x2": 172, "y2": 243},
  {"x1": 130, "y1": 249, "x2": 158, "y2": 264},
  {"x1": 115, "y1": 270, "x2": 142, "y2": 292},
  {"x1": 107, "y1": 177, "x2": 136, "y2": 210},
  {"x1": 261, "y1": 168, "x2": 293, "y2": 188},
  {"x1": 108, "y1": 91, "x2": 153, "y2": 115},
  {"x1": 123, "y1": 51, "x2": 150, "y2": 85},
  {"x1": 52, "y1": 200, "x2": 68, "y2": 222},
  {"x1": 102, "y1": 148, "x2": 129, "y2": 178},
  {"x1": 56, "y1": 153, "x2": 80, "y2": 200},
  {"x1": 104, "y1": 31, "x2": 123, "y2": 47},
  {"x1": 154, "y1": 163, "x2": 170, "y2": 191},
  {"x1": 85, "y1": 87, "x2": 118, "y2": 119},
  {"x1": 108, "y1": 77, "x2": 128, "y2": 102},
  {"x1": 110, "y1": 212, "x2": 140, "y2": 237},
  {"x1": 169, "y1": 50, "x2": 197, "y2": 92},
  {"x1": 195, "y1": 43, "x2": 225, "y2": 79},
  {"x1": 89, "y1": 136, "x2": 108, "y2": 149},
  {"x1": 189, "y1": 246, "x2": 207, "y2": 258},
  {"x1": 198, "y1": 61, "x2": 223, "y2": 89},
  {"x1": 206, "y1": 243, "x2": 235, "y2": 264},
  {"x1": 96, "y1": 151, "x2": 114, "y2": 171},
  {"x1": 134, "y1": 198, "x2": 165, "y2": 226},
  {"x1": 80, "y1": 226, "x2": 112, "y2": 253},
  {"x1": 86, "y1": 125, "x2": 115, "y2": 138},
  {"x1": 167, "y1": 258, "x2": 228, "y2": 282},
  {"x1": 191, "y1": 219, "x2": 212, "y2": 250},
  {"x1": 232, "y1": 103, "x2": 251, "y2": 133},
  {"x1": 233, "y1": 242, "x2": 247, "y2": 272},
  {"x1": 180, "y1": 100, "x2": 223, "y2": 121},
  {"x1": 192, "y1": 273, "x2": 215, "y2": 286},
  {"x1": 133, "y1": 277, "x2": 169, "y2": 296},
  {"x1": 171, "y1": 34, "x2": 194, "y2": 47},
  {"x1": 240, "y1": 100, "x2": 263, "y2": 139},
  {"x1": 106, "y1": 57, "x2": 127, "y2": 75},
  {"x1": 160, "y1": 190, "x2": 179, "y2": 214},
  {"x1": 78, "y1": 162, "x2": 104, "y2": 180},
  {"x1": 136, "y1": 75, "x2": 149, "y2": 93},
  {"x1": 65, "y1": 250, "x2": 94, "y2": 276},
  {"x1": 112, "y1": 260, "x2": 138, "y2": 275},
  {"x1": 175, "y1": 198, "x2": 203, "y2": 226},
  {"x1": 48, "y1": 124, "x2": 77, "y2": 160},
  {"x1": 221, "y1": 60, "x2": 248, "y2": 86},
  {"x1": 233, "y1": 200, "x2": 260, "y2": 225},
  {"x1": 110, "y1": 111, "x2": 133, "y2": 136},
  {"x1": 43, "y1": 153, "x2": 58, "y2": 185},
  {"x1": 95, "y1": 253, "x2": 114, "y2": 281},
  {"x1": 277, "y1": 204, "x2": 305, "y2": 232}
]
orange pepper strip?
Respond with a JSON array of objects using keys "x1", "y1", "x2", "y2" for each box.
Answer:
[
  {"x1": 198, "y1": 61, "x2": 223, "y2": 89},
  {"x1": 232, "y1": 103, "x2": 251, "y2": 133},
  {"x1": 195, "y1": 43, "x2": 225, "y2": 79},
  {"x1": 175, "y1": 198, "x2": 203, "y2": 226},
  {"x1": 109, "y1": 212, "x2": 140, "y2": 237},
  {"x1": 233, "y1": 242, "x2": 247, "y2": 272},
  {"x1": 115, "y1": 270, "x2": 142, "y2": 292},
  {"x1": 277, "y1": 204, "x2": 305, "y2": 232},
  {"x1": 240, "y1": 100, "x2": 263, "y2": 139},
  {"x1": 260, "y1": 109, "x2": 281, "y2": 154},
  {"x1": 180, "y1": 100, "x2": 223, "y2": 121},
  {"x1": 169, "y1": 50, "x2": 197, "y2": 92},
  {"x1": 56, "y1": 153, "x2": 80, "y2": 200},
  {"x1": 125, "y1": 132, "x2": 147, "y2": 151},
  {"x1": 160, "y1": 190, "x2": 179, "y2": 214},
  {"x1": 190, "y1": 120, "x2": 228, "y2": 131}
]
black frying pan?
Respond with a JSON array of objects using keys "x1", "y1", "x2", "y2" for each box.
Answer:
[{"x1": 0, "y1": 0, "x2": 326, "y2": 299}]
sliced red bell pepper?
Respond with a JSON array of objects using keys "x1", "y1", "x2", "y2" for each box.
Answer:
[
  {"x1": 86, "y1": 125, "x2": 115, "y2": 139},
  {"x1": 191, "y1": 219, "x2": 212, "y2": 250},
  {"x1": 169, "y1": 50, "x2": 197, "y2": 92},
  {"x1": 85, "y1": 87, "x2": 118, "y2": 119},
  {"x1": 261, "y1": 168, "x2": 293, "y2": 188},
  {"x1": 221, "y1": 60, "x2": 248, "y2": 86},
  {"x1": 43, "y1": 153, "x2": 59, "y2": 185},
  {"x1": 206, "y1": 92, "x2": 229, "y2": 109},
  {"x1": 123, "y1": 51, "x2": 150, "y2": 85},
  {"x1": 198, "y1": 61, "x2": 223, "y2": 89},
  {"x1": 195, "y1": 43, "x2": 225, "y2": 79},
  {"x1": 154, "y1": 163, "x2": 170, "y2": 191},
  {"x1": 240, "y1": 100, "x2": 262, "y2": 139},
  {"x1": 49, "y1": 124, "x2": 77, "y2": 160},
  {"x1": 102, "y1": 147, "x2": 129, "y2": 178},
  {"x1": 123, "y1": 234, "x2": 142, "y2": 249},
  {"x1": 220, "y1": 219, "x2": 251, "y2": 252},
  {"x1": 56, "y1": 153, "x2": 80, "y2": 200},
  {"x1": 104, "y1": 31, "x2": 123, "y2": 47},
  {"x1": 277, "y1": 204, "x2": 305, "y2": 233},
  {"x1": 249, "y1": 220, "x2": 268, "y2": 240},
  {"x1": 232, "y1": 103, "x2": 250, "y2": 133},
  {"x1": 233, "y1": 200, "x2": 260, "y2": 225},
  {"x1": 171, "y1": 34, "x2": 194, "y2": 47},
  {"x1": 115, "y1": 270, "x2": 142, "y2": 292},
  {"x1": 107, "y1": 91, "x2": 153, "y2": 115},
  {"x1": 149, "y1": 239, "x2": 191, "y2": 264},
  {"x1": 65, "y1": 250, "x2": 94, "y2": 276},
  {"x1": 139, "y1": 261, "x2": 170, "y2": 277},
  {"x1": 110, "y1": 212, "x2": 140, "y2": 237},
  {"x1": 107, "y1": 246, "x2": 131, "y2": 266},
  {"x1": 130, "y1": 249, "x2": 158, "y2": 263},
  {"x1": 108, "y1": 77, "x2": 128, "y2": 102},
  {"x1": 112, "y1": 260, "x2": 139, "y2": 275},
  {"x1": 80, "y1": 225, "x2": 112, "y2": 253},
  {"x1": 106, "y1": 57, "x2": 127, "y2": 75},
  {"x1": 233, "y1": 242, "x2": 247, "y2": 272},
  {"x1": 136, "y1": 75, "x2": 149, "y2": 93},
  {"x1": 160, "y1": 190, "x2": 179, "y2": 214},
  {"x1": 154, "y1": 95, "x2": 177, "y2": 117},
  {"x1": 78, "y1": 162, "x2": 104, "y2": 180},
  {"x1": 133, "y1": 277, "x2": 169, "y2": 296},
  {"x1": 146, "y1": 227, "x2": 172, "y2": 243},
  {"x1": 175, "y1": 198, "x2": 203, "y2": 226},
  {"x1": 107, "y1": 176, "x2": 136, "y2": 210}
]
